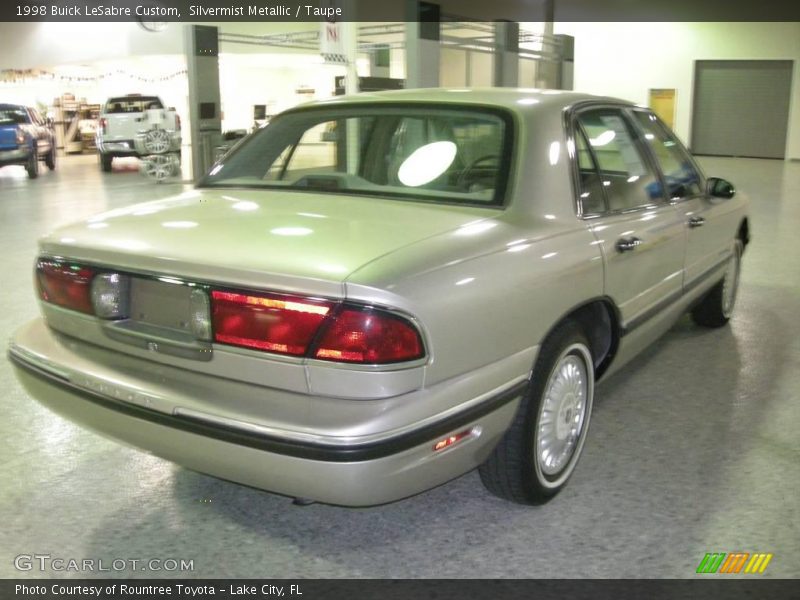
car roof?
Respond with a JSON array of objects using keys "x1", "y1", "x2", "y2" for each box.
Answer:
[
  {"x1": 107, "y1": 96, "x2": 160, "y2": 101},
  {"x1": 301, "y1": 87, "x2": 636, "y2": 113}
]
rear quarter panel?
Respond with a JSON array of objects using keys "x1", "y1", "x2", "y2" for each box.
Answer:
[
  {"x1": 346, "y1": 97, "x2": 604, "y2": 387},
  {"x1": 346, "y1": 218, "x2": 603, "y2": 387}
]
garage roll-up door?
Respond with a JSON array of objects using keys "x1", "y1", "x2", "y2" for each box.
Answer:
[{"x1": 691, "y1": 60, "x2": 793, "y2": 159}]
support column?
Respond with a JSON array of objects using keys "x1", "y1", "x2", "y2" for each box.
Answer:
[
  {"x1": 493, "y1": 20, "x2": 519, "y2": 87},
  {"x1": 536, "y1": 0, "x2": 558, "y2": 89},
  {"x1": 405, "y1": 1, "x2": 440, "y2": 89},
  {"x1": 184, "y1": 24, "x2": 222, "y2": 182},
  {"x1": 556, "y1": 34, "x2": 574, "y2": 90},
  {"x1": 544, "y1": 0, "x2": 555, "y2": 35}
]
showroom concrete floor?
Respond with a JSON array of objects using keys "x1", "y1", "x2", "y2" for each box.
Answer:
[{"x1": 1, "y1": 154, "x2": 798, "y2": 579}]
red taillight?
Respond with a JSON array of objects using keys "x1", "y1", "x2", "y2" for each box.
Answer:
[
  {"x1": 36, "y1": 260, "x2": 96, "y2": 315},
  {"x1": 211, "y1": 290, "x2": 333, "y2": 356},
  {"x1": 98, "y1": 117, "x2": 107, "y2": 133},
  {"x1": 313, "y1": 308, "x2": 424, "y2": 364},
  {"x1": 210, "y1": 289, "x2": 425, "y2": 364}
]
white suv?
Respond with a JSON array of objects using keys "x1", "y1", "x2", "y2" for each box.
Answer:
[{"x1": 96, "y1": 95, "x2": 181, "y2": 173}]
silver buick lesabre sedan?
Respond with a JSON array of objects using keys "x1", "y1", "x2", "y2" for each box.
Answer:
[{"x1": 9, "y1": 89, "x2": 749, "y2": 506}]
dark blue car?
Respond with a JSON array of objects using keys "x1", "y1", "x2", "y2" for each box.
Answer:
[{"x1": 0, "y1": 104, "x2": 57, "y2": 179}]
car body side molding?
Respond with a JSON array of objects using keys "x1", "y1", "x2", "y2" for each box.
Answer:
[
  {"x1": 8, "y1": 348, "x2": 528, "y2": 463},
  {"x1": 621, "y1": 252, "x2": 731, "y2": 337}
]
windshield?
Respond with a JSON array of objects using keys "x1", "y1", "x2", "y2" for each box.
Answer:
[
  {"x1": 202, "y1": 104, "x2": 513, "y2": 206},
  {"x1": 0, "y1": 107, "x2": 29, "y2": 125}
]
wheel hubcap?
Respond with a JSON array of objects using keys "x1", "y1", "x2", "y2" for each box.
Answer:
[{"x1": 537, "y1": 353, "x2": 588, "y2": 476}]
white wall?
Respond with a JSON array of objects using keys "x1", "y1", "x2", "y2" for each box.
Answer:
[
  {"x1": 0, "y1": 22, "x2": 342, "y2": 135},
  {"x1": 0, "y1": 22, "x2": 183, "y2": 69},
  {"x1": 553, "y1": 22, "x2": 800, "y2": 159},
  {"x1": 0, "y1": 22, "x2": 316, "y2": 69},
  {"x1": 218, "y1": 53, "x2": 345, "y2": 131}
]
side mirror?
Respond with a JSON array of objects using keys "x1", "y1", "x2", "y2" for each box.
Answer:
[{"x1": 707, "y1": 177, "x2": 736, "y2": 199}]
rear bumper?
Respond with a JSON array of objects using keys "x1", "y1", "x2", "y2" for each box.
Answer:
[
  {"x1": 97, "y1": 140, "x2": 138, "y2": 156},
  {"x1": 0, "y1": 147, "x2": 29, "y2": 166},
  {"x1": 97, "y1": 133, "x2": 181, "y2": 157},
  {"x1": 9, "y1": 318, "x2": 528, "y2": 506}
]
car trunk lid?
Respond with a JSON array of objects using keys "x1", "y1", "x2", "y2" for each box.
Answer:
[{"x1": 39, "y1": 188, "x2": 498, "y2": 298}]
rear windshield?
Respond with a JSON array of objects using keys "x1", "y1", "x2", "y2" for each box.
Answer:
[
  {"x1": 0, "y1": 107, "x2": 29, "y2": 125},
  {"x1": 201, "y1": 104, "x2": 513, "y2": 207},
  {"x1": 104, "y1": 97, "x2": 163, "y2": 113}
]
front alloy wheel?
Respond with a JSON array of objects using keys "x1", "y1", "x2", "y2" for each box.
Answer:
[
  {"x1": 721, "y1": 243, "x2": 741, "y2": 319},
  {"x1": 479, "y1": 320, "x2": 595, "y2": 504},
  {"x1": 691, "y1": 239, "x2": 743, "y2": 328}
]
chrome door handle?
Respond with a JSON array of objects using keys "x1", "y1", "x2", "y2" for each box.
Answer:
[
  {"x1": 616, "y1": 237, "x2": 643, "y2": 253},
  {"x1": 688, "y1": 216, "x2": 706, "y2": 228}
]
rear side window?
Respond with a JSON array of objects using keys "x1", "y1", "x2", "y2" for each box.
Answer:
[
  {"x1": 0, "y1": 107, "x2": 30, "y2": 125},
  {"x1": 575, "y1": 109, "x2": 663, "y2": 212},
  {"x1": 105, "y1": 97, "x2": 163, "y2": 113},
  {"x1": 633, "y1": 111, "x2": 703, "y2": 199}
]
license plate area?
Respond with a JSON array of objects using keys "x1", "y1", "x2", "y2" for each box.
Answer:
[
  {"x1": 100, "y1": 277, "x2": 212, "y2": 361},
  {"x1": 130, "y1": 277, "x2": 196, "y2": 333}
]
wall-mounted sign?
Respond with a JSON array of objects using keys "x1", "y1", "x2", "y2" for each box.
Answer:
[
  {"x1": 320, "y1": 1, "x2": 346, "y2": 64},
  {"x1": 649, "y1": 88, "x2": 676, "y2": 129}
]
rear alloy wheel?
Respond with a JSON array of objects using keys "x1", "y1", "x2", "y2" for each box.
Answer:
[
  {"x1": 25, "y1": 148, "x2": 39, "y2": 179},
  {"x1": 100, "y1": 153, "x2": 113, "y2": 173},
  {"x1": 479, "y1": 321, "x2": 595, "y2": 504},
  {"x1": 45, "y1": 145, "x2": 56, "y2": 170},
  {"x1": 691, "y1": 239, "x2": 743, "y2": 328}
]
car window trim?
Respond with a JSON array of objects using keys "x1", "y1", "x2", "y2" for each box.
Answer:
[
  {"x1": 573, "y1": 121, "x2": 611, "y2": 216},
  {"x1": 565, "y1": 101, "x2": 672, "y2": 219}
]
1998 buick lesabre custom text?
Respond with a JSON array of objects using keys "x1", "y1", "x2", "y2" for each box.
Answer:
[{"x1": 9, "y1": 89, "x2": 749, "y2": 506}]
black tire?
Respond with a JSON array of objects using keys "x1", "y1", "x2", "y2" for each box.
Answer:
[
  {"x1": 45, "y1": 145, "x2": 56, "y2": 170},
  {"x1": 100, "y1": 153, "x2": 113, "y2": 172},
  {"x1": 479, "y1": 320, "x2": 595, "y2": 504},
  {"x1": 170, "y1": 151, "x2": 181, "y2": 176},
  {"x1": 25, "y1": 148, "x2": 39, "y2": 179},
  {"x1": 691, "y1": 240, "x2": 743, "y2": 328}
]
